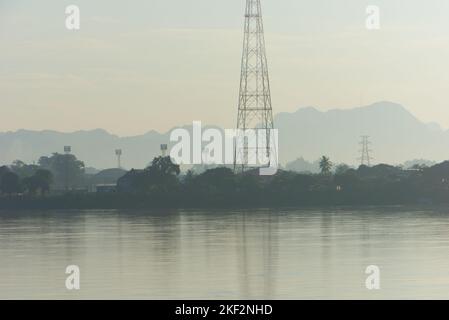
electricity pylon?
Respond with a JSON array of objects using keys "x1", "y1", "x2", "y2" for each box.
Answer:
[
  {"x1": 359, "y1": 136, "x2": 373, "y2": 166},
  {"x1": 115, "y1": 149, "x2": 122, "y2": 168},
  {"x1": 234, "y1": 0, "x2": 275, "y2": 172}
]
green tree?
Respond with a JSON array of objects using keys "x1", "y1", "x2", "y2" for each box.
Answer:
[
  {"x1": 147, "y1": 156, "x2": 180, "y2": 192},
  {"x1": 319, "y1": 156, "x2": 333, "y2": 175},
  {"x1": 0, "y1": 166, "x2": 11, "y2": 194},
  {"x1": 335, "y1": 164, "x2": 351, "y2": 176},
  {"x1": 38, "y1": 153, "x2": 85, "y2": 189},
  {"x1": 196, "y1": 167, "x2": 235, "y2": 192},
  {"x1": 0, "y1": 171, "x2": 20, "y2": 195},
  {"x1": 10, "y1": 160, "x2": 39, "y2": 179},
  {"x1": 183, "y1": 170, "x2": 196, "y2": 186},
  {"x1": 0, "y1": 166, "x2": 9, "y2": 179},
  {"x1": 118, "y1": 157, "x2": 181, "y2": 194},
  {"x1": 148, "y1": 156, "x2": 181, "y2": 177},
  {"x1": 23, "y1": 169, "x2": 53, "y2": 195}
]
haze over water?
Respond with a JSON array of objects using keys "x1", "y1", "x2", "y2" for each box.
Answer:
[{"x1": 1, "y1": 207, "x2": 449, "y2": 299}]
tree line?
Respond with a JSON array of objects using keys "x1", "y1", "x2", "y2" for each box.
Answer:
[
  {"x1": 2, "y1": 153, "x2": 449, "y2": 208},
  {"x1": 0, "y1": 153, "x2": 85, "y2": 196},
  {"x1": 113, "y1": 155, "x2": 449, "y2": 207}
]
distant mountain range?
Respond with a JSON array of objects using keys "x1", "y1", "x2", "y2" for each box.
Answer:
[{"x1": 1, "y1": 101, "x2": 448, "y2": 169}]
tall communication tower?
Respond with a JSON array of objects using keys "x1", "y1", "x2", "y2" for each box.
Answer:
[
  {"x1": 115, "y1": 149, "x2": 122, "y2": 168},
  {"x1": 359, "y1": 136, "x2": 373, "y2": 166},
  {"x1": 234, "y1": 0, "x2": 275, "y2": 172}
]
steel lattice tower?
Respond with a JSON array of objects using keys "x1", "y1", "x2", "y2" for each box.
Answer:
[
  {"x1": 115, "y1": 149, "x2": 122, "y2": 168},
  {"x1": 234, "y1": 0, "x2": 275, "y2": 172},
  {"x1": 359, "y1": 136, "x2": 373, "y2": 166}
]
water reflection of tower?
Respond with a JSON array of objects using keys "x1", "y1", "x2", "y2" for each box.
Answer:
[
  {"x1": 236, "y1": 211, "x2": 279, "y2": 298},
  {"x1": 64, "y1": 146, "x2": 71, "y2": 191}
]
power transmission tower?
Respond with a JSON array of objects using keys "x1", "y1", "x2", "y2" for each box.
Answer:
[
  {"x1": 115, "y1": 149, "x2": 122, "y2": 168},
  {"x1": 160, "y1": 144, "x2": 168, "y2": 157},
  {"x1": 234, "y1": 0, "x2": 275, "y2": 172},
  {"x1": 359, "y1": 136, "x2": 373, "y2": 166}
]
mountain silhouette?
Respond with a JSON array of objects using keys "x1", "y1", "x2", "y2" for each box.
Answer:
[
  {"x1": 1, "y1": 101, "x2": 446, "y2": 169},
  {"x1": 276, "y1": 101, "x2": 447, "y2": 166}
]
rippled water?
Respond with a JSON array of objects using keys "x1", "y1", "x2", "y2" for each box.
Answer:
[{"x1": 1, "y1": 206, "x2": 449, "y2": 299}]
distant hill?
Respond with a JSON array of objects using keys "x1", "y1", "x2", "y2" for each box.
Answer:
[
  {"x1": 276, "y1": 101, "x2": 449, "y2": 166},
  {"x1": 0, "y1": 128, "x2": 170, "y2": 170},
  {"x1": 1, "y1": 101, "x2": 448, "y2": 169}
]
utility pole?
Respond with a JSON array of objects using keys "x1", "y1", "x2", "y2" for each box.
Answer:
[
  {"x1": 234, "y1": 0, "x2": 275, "y2": 172},
  {"x1": 359, "y1": 136, "x2": 373, "y2": 166}
]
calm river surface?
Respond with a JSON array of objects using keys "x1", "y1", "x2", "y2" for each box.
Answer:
[{"x1": 1, "y1": 206, "x2": 449, "y2": 299}]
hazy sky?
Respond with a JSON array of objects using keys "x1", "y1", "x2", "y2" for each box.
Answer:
[{"x1": 2, "y1": 0, "x2": 449, "y2": 135}]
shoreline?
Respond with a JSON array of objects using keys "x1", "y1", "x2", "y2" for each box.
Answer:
[{"x1": 0, "y1": 193, "x2": 437, "y2": 211}]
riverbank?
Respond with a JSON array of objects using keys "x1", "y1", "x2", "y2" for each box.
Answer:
[{"x1": 0, "y1": 192, "x2": 431, "y2": 210}]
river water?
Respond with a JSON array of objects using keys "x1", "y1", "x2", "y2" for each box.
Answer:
[{"x1": 1, "y1": 206, "x2": 449, "y2": 299}]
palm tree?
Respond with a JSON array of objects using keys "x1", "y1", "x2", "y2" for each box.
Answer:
[{"x1": 319, "y1": 156, "x2": 333, "y2": 175}]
